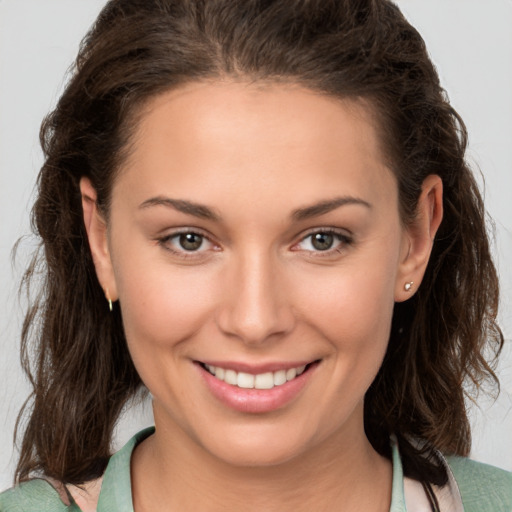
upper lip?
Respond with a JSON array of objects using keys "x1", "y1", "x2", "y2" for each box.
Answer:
[{"x1": 197, "y1": 360, "x2": 318, "y2": 374}]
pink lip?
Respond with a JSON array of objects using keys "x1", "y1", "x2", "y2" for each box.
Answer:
[{"x1": 196, "y1": 361, "x2": 319, "y2": 414}]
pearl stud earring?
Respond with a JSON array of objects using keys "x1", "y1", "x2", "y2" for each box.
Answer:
[{"x1": 404, "y1": 282, "x2": 414, "y2": 292}]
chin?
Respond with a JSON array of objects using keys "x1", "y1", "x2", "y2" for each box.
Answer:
[
  {"x1": 207, "y1": 436, "x2": 308, "y2": 468},
  {"x1": 192, "y1": 416, "x2": 332, "y2": 470}
]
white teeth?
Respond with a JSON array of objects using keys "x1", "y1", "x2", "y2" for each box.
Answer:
[
  {"x1": 205, "y1": 363, "x2": 309, "y2": 389},
  {"x1": 286, "y1": 368, "x2": 297, "y2": 381},
  {"x1": 274, "y1": 370, "x2": 287, "y2": 386},
  {"x1": 254, "y1": 372, "x2": 274, "y2": 390},
  {"x1": 224, "y1": 369, "x2": 237, "y2": 385},
  {"x1": 237, "y1": 372, "x2": 255, "y2": 389}
]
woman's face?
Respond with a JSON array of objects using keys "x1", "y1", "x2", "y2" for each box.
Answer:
[{"x1": 84, "y1": 81, "x2": 437, "y2": 467}]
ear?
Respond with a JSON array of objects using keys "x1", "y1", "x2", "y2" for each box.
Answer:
[
  {"x1": 395, "y1": 174, "x2": 443, "y2": 302},
  {"x1": 80, "y1": 177, "x2": 118, "y2": 303}
]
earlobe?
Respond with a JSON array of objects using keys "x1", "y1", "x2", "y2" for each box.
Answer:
[
  {"x1": 80, "y1": 177, "x2": 118, "y2": 302},
  {"x1": 395, "y1": 175, "x2": 443, "y2": 302}
]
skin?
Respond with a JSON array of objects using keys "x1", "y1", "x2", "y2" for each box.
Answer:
[{"x1": 81, "y1": 81, "x2": 443, "y2": 511}]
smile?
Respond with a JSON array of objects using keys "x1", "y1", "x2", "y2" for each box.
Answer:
[{"x1": 203, "y1": 364, "x2": 308, "y2": 390}]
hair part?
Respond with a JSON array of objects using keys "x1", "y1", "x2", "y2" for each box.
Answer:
[{"x1": 16, "y1": 0, "x2": 503, "y2": 487}]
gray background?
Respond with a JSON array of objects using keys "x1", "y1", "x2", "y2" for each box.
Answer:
[{"x1": 1, "y1": 0, "x2": 511, "y2": 490}]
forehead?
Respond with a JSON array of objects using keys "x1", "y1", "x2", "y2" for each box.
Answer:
[{"x1": 114, "y1": 81, "x2": 397, "y2": 215}]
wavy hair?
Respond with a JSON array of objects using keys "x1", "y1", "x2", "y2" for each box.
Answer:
[{"x1": 15, "y1": 0, "x2": 503, "y2": 487}]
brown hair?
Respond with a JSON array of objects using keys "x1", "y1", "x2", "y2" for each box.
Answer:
[{"x1": 16, "y1": 0, "x2": 503, "y2": 487}]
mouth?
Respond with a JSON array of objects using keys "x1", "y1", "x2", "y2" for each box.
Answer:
[
  {"x1": 196, "y1": 360, "x2": 319, "y2": 413},
  {"x1": 199, "y1": 361, "x2": 317, "y2": 390}
]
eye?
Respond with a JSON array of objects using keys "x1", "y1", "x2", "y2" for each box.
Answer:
[
  {"x1": 177, "y1": 232, "x2": 205, "y2": 251},
  {"x1": 309, "y1": 232, "x2": 335, "y2": 251},
  {"x1": 159, "y1": 230, "x2": 216, "y2": 255},
  {"x1": 294, "y1": 230, "x2": 352, "y2": 254}
]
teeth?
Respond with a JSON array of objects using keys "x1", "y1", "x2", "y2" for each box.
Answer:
[
  {"x1": 286, "y1": 368, "x2": 296, "y2": 381},
  {"x1": 254, "y1": 372, "x2": 274, "y2": 390},
  {"x1": 274, "y1": 370, "x2": 286, "y2": 386},
  {"x1": 237, "y1": 372, "x2": 255, "y2": 389},
  {"x1": 205, "y1": 364, "x2": 308, "y2": 389},
  {"x1": 224, "y1": 369, "x2": 237, "y2": 385}
]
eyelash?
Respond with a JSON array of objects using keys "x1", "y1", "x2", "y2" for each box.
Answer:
[{"x1": 157, "y1": 228, "x2": 353, "y2": 259}]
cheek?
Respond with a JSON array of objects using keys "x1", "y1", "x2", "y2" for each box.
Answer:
[
  {"x1": 113, "y1": 248, "x2": 218, "y2": 350},
  {"x1": 292, "y1": 261, "x2": 397, "y2": 421},
  {"x1": 289, "y1": 241, "x2": 401, "y2": 410},
  {"x1": 294, "y1": 258, "x2": 397, "y2": 346}
]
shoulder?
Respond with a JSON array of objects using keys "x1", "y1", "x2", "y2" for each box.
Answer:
[
  {"x1": 446, "y1": 455, "x2": 512, "y2": 512},
  {"x1": 0, "y1": 479, "x2": 75, "y2": 512},
  {"x1": 0, "y1": 428, "x2": 154, "y2": 512}
]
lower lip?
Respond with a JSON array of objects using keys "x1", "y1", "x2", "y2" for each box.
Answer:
[{"x1": 197, "y1": 363, "x2": 317, "y2": 414}]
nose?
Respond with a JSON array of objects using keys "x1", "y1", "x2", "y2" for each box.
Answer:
[{"x1": 215, "y1": 250, "x2": 296, "y2": 345}]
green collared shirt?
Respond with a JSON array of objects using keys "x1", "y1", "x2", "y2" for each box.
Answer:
[{"x1": 1, "y1": 427, "x2": 511, "y2": 511}]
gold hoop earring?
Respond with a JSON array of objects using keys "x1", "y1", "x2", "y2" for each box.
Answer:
[{"x1": 106, "y1": 289, "x2": 113, "y2": 312}]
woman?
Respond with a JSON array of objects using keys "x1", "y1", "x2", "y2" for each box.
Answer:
[{"x1": 1, "y1": 0, "x2": 510, "y2": 510}]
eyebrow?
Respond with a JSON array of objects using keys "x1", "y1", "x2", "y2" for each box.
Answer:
[
  {"x1": 138, "y1": 195, "x2": 371, "y2": 222},
  {"x1": 139, "y1": 197, "x2": 221, "y2": 221},
  {"x1": 291, "y1": 196, "x2": 372, "y2": 221}
]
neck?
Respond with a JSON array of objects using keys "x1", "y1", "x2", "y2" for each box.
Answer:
[{"x1": 131, "y1": 408, "x2": 392, "y2": 512}]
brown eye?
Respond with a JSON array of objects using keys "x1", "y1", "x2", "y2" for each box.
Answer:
[
  {"x1": 179, "y1": 233, "x2": 204, "y2": 251},
  {"x1": 311, "y1": 233, "x2": 334, "y2": 251},
  {"x1": 158, "y1": 230, "x2": 216, "y2": 257}
]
